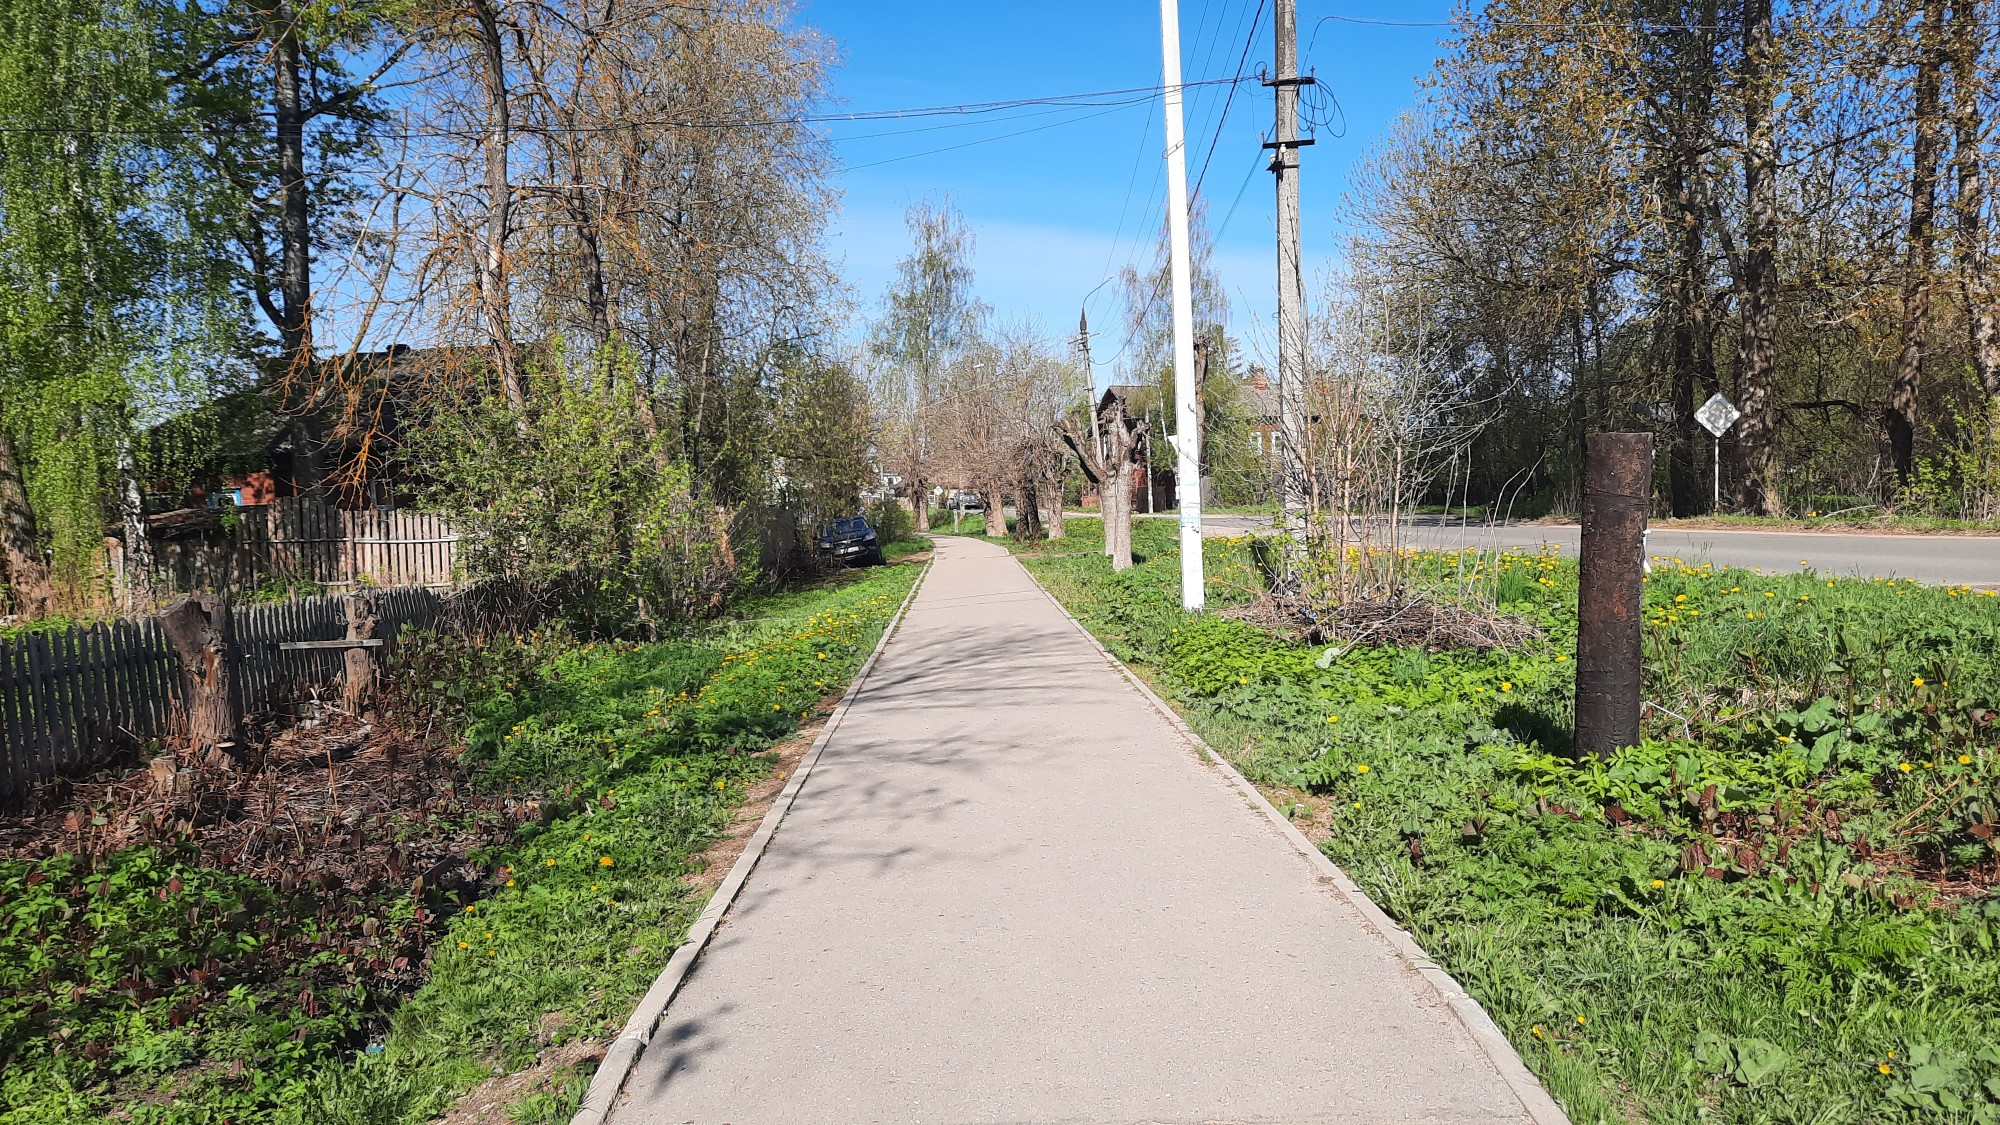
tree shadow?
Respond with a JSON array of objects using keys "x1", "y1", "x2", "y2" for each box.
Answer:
[{"x1": 1492, "y1": 701, "x2": 1573, "y2": 756}]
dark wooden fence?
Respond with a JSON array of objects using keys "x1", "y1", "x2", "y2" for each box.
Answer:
[{"x1": 0, "y1": 587, "x2": 444, "y2": 807}]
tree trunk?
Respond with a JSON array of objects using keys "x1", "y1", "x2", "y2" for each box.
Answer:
[
  {"x1": 0, "y1": 422, "x2": 53, "y2": 618},
  {"x1": 1108, "y1": 458, "x2": 1134, "y2": 570},
  {"x1": 158, "y1": 594, "x2": 242, "y2": 751},
  {"x1": 342, "y1": 591, "x2": 379, "y2": 713},
  {"x1": 470, "y1": 0, "x2": 522, "y2": 410},
  {"x1": 1043, "y1": 465, "x2": 1066, "y2": 539},
  {"x1": 1729, "y1": 0, "x2": 1783, "y2": 515},
  {"x1": 1950, "y1": 0, "x2": 2000, "y2": 516},
  {"x1": 1888, "y1": 0, "x2": 1946, "y2": 485},
  {"x1": 114, "y1": 426, "x2": 154, "y2": 610},
  {"x1": 985, "y1": 485, "x2": 1008, "y2": 538},
  {"x1": 914, "y1": 477, "x2": 930, "y2": 531}
]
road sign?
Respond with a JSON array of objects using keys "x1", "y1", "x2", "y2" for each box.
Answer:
[{"x1": 1696, "y1": 393, "x2": 1741, "y2": 438}]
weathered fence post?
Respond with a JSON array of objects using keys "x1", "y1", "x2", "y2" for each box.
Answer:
[
  {"x1": 157, "y1": 594, "x2": 243, "y2": 753},
  {"x1": 1575, "y1": 432, "x2": 1653, "y2": 757},
  {"x1": 343, "y1": 590, "x2": 380, "y2": 713}
]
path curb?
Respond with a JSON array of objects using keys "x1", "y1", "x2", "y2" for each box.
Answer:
[
  {"x1": 1023, "y1": 561, "x2": 1572, "y2": 1125},
  {"x1": 567, "y1": 560, "x2": 931, "y2": 1125}
]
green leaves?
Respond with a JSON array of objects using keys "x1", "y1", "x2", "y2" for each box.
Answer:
[{"x1": 1695, "y1": 1032, "x2": 1790, "y2": 1088}]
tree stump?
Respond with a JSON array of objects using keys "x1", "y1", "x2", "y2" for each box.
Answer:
[
  {"x1": 343, "y1": 591, "x2": 381, "y2": 713},
  {"x1": 157, "y1": 594, "x2": 242, "y2": 752}
]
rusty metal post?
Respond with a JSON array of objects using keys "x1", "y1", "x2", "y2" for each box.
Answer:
[{"x1": 1576, "y1": 432, "x2": 1653, "y2": 757}]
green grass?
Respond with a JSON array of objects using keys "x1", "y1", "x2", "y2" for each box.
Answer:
[
  {"x1": 0, "y1": 563, "x2": 922, "y2": 1125},
  {"x1": 1019, "y1": 521, "x2": 2000, "y2": 1125},
  {"x1": 1645, "y1": 511, "x2": 1999, "y2": 533}
]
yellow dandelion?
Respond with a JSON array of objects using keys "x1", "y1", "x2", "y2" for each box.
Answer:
[
  {"x1": 1356, "y1": 764, "x2": 1370, "y2": 774},
  {"x1": 1899, "y1": 762, "x2": 1914, "y2": 772},
  {"x1": 1960, "y1": 755, "x2": 1973, "y2": 765}
]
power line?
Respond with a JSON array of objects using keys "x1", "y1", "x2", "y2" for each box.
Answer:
[
  {"x1": 1108, "y1": 0, "x2": 1269, "y2": 370},
  {"x1": 842, "y1": 100, "x2": 1151, "y2": 172},
  {"x1": 0, "y1": 77, "x2": 1256, "y2": 139}
]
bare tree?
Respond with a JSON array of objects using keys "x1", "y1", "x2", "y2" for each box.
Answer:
[{"x1": 870, "y1": 199, "x2": 987, "y2": 532}]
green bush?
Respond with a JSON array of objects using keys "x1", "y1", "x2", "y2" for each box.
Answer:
[{"x1": 865, "y1": 497, "x2": 913, "y2": 546}]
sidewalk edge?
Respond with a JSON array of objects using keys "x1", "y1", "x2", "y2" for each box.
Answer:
[
  {"x1": 1022, "y1": 561, "x2": 1571, "y2": 1125},
  {"x1": 568, "y1": 560, "x2": 932, "y2": 1125}
]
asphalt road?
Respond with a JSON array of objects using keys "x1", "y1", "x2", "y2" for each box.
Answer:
[
  {"x1": 1175, "y1": 514, "x2": 1998, "y2": 586},
  {"x1": 612, "y1": 537, "x2": 1542, "y2": 1125}
]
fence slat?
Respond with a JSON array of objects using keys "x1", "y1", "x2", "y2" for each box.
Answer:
[{"x1": 0, "y1": 583, "x2": 447, "y2": 807}]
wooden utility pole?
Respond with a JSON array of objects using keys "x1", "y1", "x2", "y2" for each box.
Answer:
[
  {"x1": 1158, "y1": 0, "x2": 1205, "y2": 612},
  {"x1": 1268, "y1": 0, "x2": 1314, "y2": 540},
  {"x1": 1575, "y1": 433, "x2": 1652, "y2": 756},
  {"x1": 1078, "y1": 307, "x2": 1104, "y2": 535}
]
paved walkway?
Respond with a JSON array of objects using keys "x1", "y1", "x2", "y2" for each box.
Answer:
[
  {"x1": 1186, "y1": 513, "x2": 1997, "y2": 585},
  {"x1": 613, "y1": 537, "x2": 1541, "y2": 1125}
]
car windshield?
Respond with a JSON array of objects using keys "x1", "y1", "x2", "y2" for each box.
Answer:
[{"x1": 830, "y1": 517, "x2": 867, "y2": 535}]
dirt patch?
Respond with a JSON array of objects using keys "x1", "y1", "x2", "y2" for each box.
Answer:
[
  {"x1": 434, "y1": 1038, "x2": 602, "y2": 1125},
  {"x1": 0, "y1": 701, "x2": 513, "y2": 1008},
  {"x1": 686, "y1": 689, "x2": 843, "y2": 898}
]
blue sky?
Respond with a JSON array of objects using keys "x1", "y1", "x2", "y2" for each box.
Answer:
[{"x1": 801, "y1": 1, "x2": 1459, "y2": 382}]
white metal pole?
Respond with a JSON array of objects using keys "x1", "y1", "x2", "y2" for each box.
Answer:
[
  {"x1": 1713, "y1": 437, "x2": 1720, "y2": 513},
  {"x1": 1159, "y1": 0, "x2": 1204, "y2": 612}
]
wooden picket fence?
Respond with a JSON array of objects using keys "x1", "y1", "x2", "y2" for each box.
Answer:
[
  {"x1": 0, "y1": 587, "x2": 445, "y2": 807},
  {"x1": 150, "y1": 497, "x2": 459, "y2": 597}
]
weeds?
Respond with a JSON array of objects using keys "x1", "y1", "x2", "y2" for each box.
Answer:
[
  {"x1": 0, "y1": 564, "x2": 920, "y2": 1124},
  {"x1": 1024, "y1": 519, "x2": 2000, "y2": 1125}
]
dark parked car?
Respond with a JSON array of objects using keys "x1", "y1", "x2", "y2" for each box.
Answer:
[{"x1": 817, "y1": 515, "x2": 883, "y2": 566}]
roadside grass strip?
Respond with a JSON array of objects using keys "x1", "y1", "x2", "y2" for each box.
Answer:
[
  {"x1": 1023, "y1": 518, "x2": 2000, "y2": 1125},
  {"x1": 0, "y1": 562, "x2": 919, "y2": 1125}
]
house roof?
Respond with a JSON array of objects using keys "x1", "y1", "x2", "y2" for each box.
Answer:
[{"x1": 1240, "y1": 378, "x2": 1279, "y2": 424}]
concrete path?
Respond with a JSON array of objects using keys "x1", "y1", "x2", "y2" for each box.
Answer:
[
  {"x1": 1184, "y1": 514, "x2": 1997, "y2": 585},
  {"x1": 612, "y1": 537, "x2": 1540, "y2": 1125}
]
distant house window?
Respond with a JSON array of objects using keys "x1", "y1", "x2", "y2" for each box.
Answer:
[
  {"x1": 1251, "y1": 431, "x2": 1264, "y2": 455},
  {"x1": 206, "y1": 489, "x2": 243, "y2": 509},
  {"x1": 1269, "y1": 430, "x2": 1283, "y2": 456}
]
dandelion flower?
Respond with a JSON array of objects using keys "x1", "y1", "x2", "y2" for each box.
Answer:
[
  {"x1": 1326, "y1": 715, "x2": 1340, "y2": 724},
  {"x1": 457, "y1": 941, "x2": 469, "y2": 949},
  {"x1": 1960, "y1": 755, "x2": 1973, "y2": 765},
  {"x1": 1879, "y1": 1063, "x2": 1892, "y2": 1075},
  {"x1": 1650, "y1": 879, "x2": 1665, "y2": 888},
  {"x1": 1576, "y1": 1015, "x2": 1587, "y2": 1025},
  {"x1": 1913, "y1": 676, "x2": 1926, "y2": 687},
  {"x1": 1899, "y1": 762, "x2": 1914, "y2": 772},
  {"x1": 1356, "y1": 764, "x2": 1370, "y2": 774}
]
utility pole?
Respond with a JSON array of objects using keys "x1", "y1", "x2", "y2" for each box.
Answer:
[
  {"x1": 1267, "y1": 0, "x2": 1314, "y2": 541},
  {"x1": 1159, "y1": 0, "x2": 1205, "y2": 612},
  {"x1": 1078, "y1": 308, "x2": 1102, "y2": 463}
]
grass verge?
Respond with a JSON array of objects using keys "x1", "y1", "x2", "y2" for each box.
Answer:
[
  {"x1": 0, "y1": 556, "x2": 922, "y2": 1125},
  {"x1": 1019, "y1": 517, "x2": 2000, "y2": 1125}
]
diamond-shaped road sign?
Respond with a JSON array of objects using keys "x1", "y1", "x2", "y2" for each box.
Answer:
[{"x1": 1695, "y1": 393, "x2": 1741, "y2": 438}]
